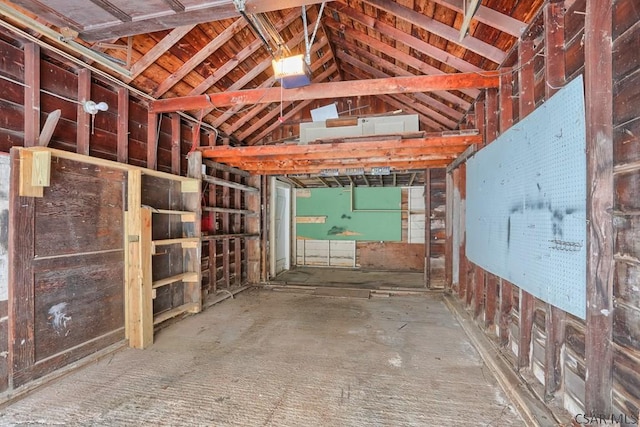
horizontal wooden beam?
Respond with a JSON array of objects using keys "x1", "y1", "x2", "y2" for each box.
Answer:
[
  {"x1": 150, "y1": 72, "x2": 500, "y2": 113},
  {"x1": 202, "y1": 134, "x2": 481, "y2": 158},
  {"x1": 240, "y1": 159, "x2": 452, "y2": 175}
]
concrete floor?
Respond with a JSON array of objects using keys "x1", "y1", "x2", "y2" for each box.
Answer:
[
  {"x1": 272, "y1": 267, "x2": 426, "y2": 289},
  {"x1": 0, "y1": 290, "x2": 523, "y2": 426}
]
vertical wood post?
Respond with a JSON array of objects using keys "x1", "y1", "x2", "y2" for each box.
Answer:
[
  {"x1": 424, "y1": 169, "x2": 431, "y2": 288},
  {"x1": 77, "y1": 69, "x2": 91, "y2": 155},
  {"x1": 171, "y1": 114, "x2": 181, "y2": 175},
  {"x1": 147, "y1": 113, "x2": 158, "y2": 170},
  {"x1": 246, "y1": 175, "x2": 261, "y2": 284},
  {"x1": 207, "y1": 133, "x2": 217, "y2": 294},
  {"x1": 185, "y1": 152, "x2": 203, "y2": 313},
  {"x1": 584, "y1": 0, "x2": 614, "y2": 413},
  {"x1": 543, "y1": 0, "x2": 567, "y2": 399},
  {"x1": 222, "y1": 138, "x2": 231, "y2": 289},
  {"x1": 117, "y1": 88, "x2": 129, "y2": 163},
  {"x1": 517, "y1": 37, "x2": 536, "y2": 371},
  {"x1": 445, "y1": 170, "x2": 453, "y2": 291},
  {"x1": 498, "y1": 67, "x2": 514, "y2": 346},
  {"x1": 23, "y1": 43, "x2": 40, "y2": 148}
]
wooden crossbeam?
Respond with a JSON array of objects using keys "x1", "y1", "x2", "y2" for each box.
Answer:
[
  {"x1": 151, "y1": 72, "x2": 499, "y2": 113},
  {"x1": 201, "y1": 135, "x2": 481, "y2": 159}
]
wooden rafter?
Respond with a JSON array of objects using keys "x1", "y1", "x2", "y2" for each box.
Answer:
[
  {"x1": 153, "y1": 18, "x2": 248, "y2": 98},
  {"x1": 431, "y1": 0, "x2": 526, "y2": 38},
  {"x1": 324, "y1": 17, "x2": 477, "y2": 104},
  {"x1": 151, "y1": 72, "x2": 499, "y2": 113},
  {"x1": 87, "y1": 0, "x2": 131, "y2": 22},
  {"x1": 242, "y1": 65, "x2": 339, "y2": 144},
  {"x1": 214, "y1": 37, "x2": 331, "y2": 130},
  {"x1": 328, "y1": 3, "x2": 483, "y2": 73},
  {"x1": 187, "y1": 10, "x2": 301, "y2": 97},
  {"x1": 361, "y1": 0, "x2": 506, "y2": 64},
  {"x1": 337, "y1": 51, "x2": 459, "y2": 128},
  {"x1": 127, "y1": 25, "x2": 196, "y2": 81}
]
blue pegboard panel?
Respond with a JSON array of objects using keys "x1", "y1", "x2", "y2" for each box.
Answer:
[{"x1": 466, "y1": 75, "x2": 586, "y2": 319}]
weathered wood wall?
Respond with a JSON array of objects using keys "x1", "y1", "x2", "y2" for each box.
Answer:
[
  {"x1": 0, "y1": 32, "x2": 196, "y2": 173},
  {"x1": 447, "y1": 0, "x2": 640, "y2": 420},
  {"x1": 9, "y1": 152, "x2": 126, "y2": 389},
  {"x1": 611, "y1": 0, "x2": 640, "y2": 417},
  {"x1": 0, "y1": 154, "x2": 9, "y2": 393}
]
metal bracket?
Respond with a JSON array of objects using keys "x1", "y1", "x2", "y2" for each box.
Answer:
[{"x1": 232, "y1": 0, "x2": 246, "y2": 13}]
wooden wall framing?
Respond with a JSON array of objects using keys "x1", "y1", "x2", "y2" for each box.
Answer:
[{"x1": 446, "y1": 0, "x2": 640, "y2": 420}]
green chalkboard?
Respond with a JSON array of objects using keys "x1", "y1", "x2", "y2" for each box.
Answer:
[{"x1": 296, "y1": 187, "x2": 401, "y2": 241}]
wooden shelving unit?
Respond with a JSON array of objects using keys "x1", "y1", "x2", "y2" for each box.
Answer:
[
  {"x1": 125, "y1": 161, "x2": 201, "y2": 350},
  {"x1": 201, "y1": 155, "x2": 261, "y2": 300}
]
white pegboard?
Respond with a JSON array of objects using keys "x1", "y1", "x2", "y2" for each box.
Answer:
[{"x1": 466, "y1": 76, "x2": 586, "y2": 319}]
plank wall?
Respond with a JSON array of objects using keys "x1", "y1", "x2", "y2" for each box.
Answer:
[
  {"x1": 448, "y1": 0, "x2": 640, "y2": 419},
  {"x1": 9, "y1": 152, "x2": 126, "y2": 389}
]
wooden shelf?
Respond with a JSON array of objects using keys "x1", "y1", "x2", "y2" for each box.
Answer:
[
  {"x1": 202, "y1": 206, "x2": 255, "y2": 215},
  {"x1": 203, "y1": 174, "x2": 259, "y2": 192},
  {"x1": 153, "y1": 302, "x2": 199, "y2": 325},
  {"x1": 152, "y1": 237, "x2": 200, "y2": 253},
  {"x1": 144, "y1": 207, "x2": 197, "y2": 222},
  {"x1": 152, "y1": 272, "x2": 199, "y2": 289},
  {"x1": 201, "y1": 233, "x2": 259, "y2": 241}
]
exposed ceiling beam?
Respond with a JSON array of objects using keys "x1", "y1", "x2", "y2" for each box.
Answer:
[
  {"x1": 324, "y1": 17, "x2": 477, "y2": 104},
  {"x1": 201, "y1": 134, "x2": 480, "y2": 158},
  {"x1": 150, "y1": 72, "x2": 499, "y2": 113},
  {"x1": 429, "y1": 0, "x2": 526, "y2": 38},
  {"x1": 340, "y1": 66, "x2": 447, "y2": 131},
  {"x1": 187, "y1": 9, "x2": 302, "y2": 97},
  {"x1": 127, "y1": 25, "x2": 196, "y2": 82},
  {"x1": 214, "y1": 37, "x2": 332, "y2": 130},
  {"x1": 241, "y1": 65, "x2": 339, "y2": 143},
  {"x1": 153, "y1": 18, "x2": 248, "y2": 97},
  {"x1": 329, "y1": 3, "x2": 482, "y2": 73},
  {"x1": 87, "y1": 0, "x2": 131, "y2": 22},
  {"x1": 1, "y1": 0, "x2": 284, "y2": 42},
  {"x1": 361, "y1": 0, "x2": 506, "y2": 64},
  {"x1": 336, "y1": 50, "x2": 460, "y2": 127},
  {"x1": 226, "y1": 159, "x2": 453, "y2": 175},
  {"x1": 162, "y1": 0, "x2": 186, "y2": 12}
]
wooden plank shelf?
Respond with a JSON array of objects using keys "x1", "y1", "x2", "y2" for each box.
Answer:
[
  {"x1": 152, "y1": 237, "x2": 200, "y2": 253},
  {"x1": 143, "y1": 207, "x2": 197, "y2": 222},
  {"x1": 153, "y1": 302, "x2": 199, "y2": 326},
  {"x1": 201, "y1": 233, "x2": 259, "y2": 241},
  {"x1": 203, "y1": 174, "x2": 259, "y2": 192},
  {"x1": 203, "y1": 206, "x2": 255, "y2": 215},
  {"x1": 152, "y1": 272, "x2": 199, "y2": 289}
]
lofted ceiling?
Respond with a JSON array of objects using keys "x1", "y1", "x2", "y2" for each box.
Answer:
[{"x1": 1, "y1": 0, "x2": 545, "y2": 185}]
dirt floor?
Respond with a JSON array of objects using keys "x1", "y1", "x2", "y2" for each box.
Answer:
[{"x1": 0, "y1": 290, "x2": 523, "y2": 426}]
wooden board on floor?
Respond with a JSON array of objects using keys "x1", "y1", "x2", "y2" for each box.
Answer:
[{"x1": 313, "y1": 288, "x2": 371, "y2": 299}]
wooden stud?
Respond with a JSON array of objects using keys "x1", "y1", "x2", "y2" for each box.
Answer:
[
  {"x1": 485, "y1": 273, "x2": 497, "y2": 330},
  {"x1": 517, "y1": 36, "x2": 536, "y2": 371},
  {"x1": 171, "y1": 114, "x2": 181, "y2": 175},
  {"x1": 23, "y1": 43, "x2": 40, "y2": 148},
  {"x1": 206, "y1": 133, "x2": 217, "y2": 294},
  {"x1": 184, "y1": 151, "x2": 203, "y2": 313},
  {"x1": 584, "y1": 0, "x2": 614, "y2": 414},
  {"x1": 117, "y1": 88, "x2": 129, "y2": 163},
  {"x1": 234, "y1": 172, "x2": 242, "y2": 286},
  {"x1": 498, "y1": 66, "x2": 514, "y2": 346},
  {"x1": 485, "y1": 88, "x2": 499, "y2": 143},
  {"x1": 77, "y1": 69, "x2": 91, "y2": 156},
  {"x1": 424, "y1": 169, "x2": 432, "y2": 288},
  {"x1": 147, "y1": 113, "x2": 158, "y2": 170},
  {"x1": 543, "y1": 0, "x2": 567, "y2": 400},
  {"x1": 445, "y1": 170, "x2": 453, "y2": 291}
]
